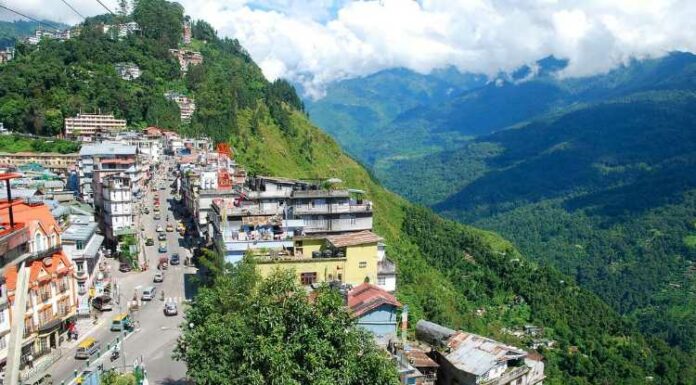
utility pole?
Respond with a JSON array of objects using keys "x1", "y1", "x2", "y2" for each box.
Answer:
[{"x1": 6, "y1": 262, "x2": 28, "y2": 385}]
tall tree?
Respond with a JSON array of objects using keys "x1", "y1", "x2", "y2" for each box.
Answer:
[{"x1": 175, "y1": 258, "x2": 400, "y2": 385}]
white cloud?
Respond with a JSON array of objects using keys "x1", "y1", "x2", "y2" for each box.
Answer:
[{"x1": 6, "y1": 0, "x2": 696, "y2": 98}]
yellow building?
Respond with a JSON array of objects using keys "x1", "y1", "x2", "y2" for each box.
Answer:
[{"x1": 255, "y1": 230, "x2": 382, "y2": 287}]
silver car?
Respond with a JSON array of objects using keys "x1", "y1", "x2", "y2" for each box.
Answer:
[{"x1": 164, "y1": 301, "x2": 177, "y2": 316}]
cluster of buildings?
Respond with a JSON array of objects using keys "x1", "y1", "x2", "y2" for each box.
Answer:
[
  {"x1": 168, "y1": 49, "x2": 203, "y2": 73},
  {"x1": 64, "y1": 113, "x2": 127, "y2": 142},
  {"x1": 164, "y1": 92, "x2": 196, "y2": 122},
  {"x1": 23, "y1": 28, "x2": 75, "y2": 45}
]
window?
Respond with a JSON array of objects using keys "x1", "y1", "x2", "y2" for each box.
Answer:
[
  {"x1": 300, "y1": 272, "x2": 317, "y2": 285},
  {"x1": 337, "y1": 273, "x2": 342, "y2": 281},
  {"x1": 76, "y1": 240, "x2": 84, "y2": 250},
  {"x1": 76, "y1": 262, "x2": 84, "y2": 272},
  {"x1": 377, "y1": 276, "x2": 386, "y2": 286},
  {"x1": 358, "y1": 262, "x2": 367, "y2": 269}
]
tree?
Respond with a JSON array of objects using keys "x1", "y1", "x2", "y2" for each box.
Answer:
[
  {"x1": 132, "y1": 0, "x2": 183, "y2": 48},
  {"x1": 175, "y1": 258, "x2": 400, "y2": 385}
]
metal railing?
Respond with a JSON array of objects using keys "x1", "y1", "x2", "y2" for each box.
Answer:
[{"x1": 292, "y1": 203, "x2": 372, "y2": 215}]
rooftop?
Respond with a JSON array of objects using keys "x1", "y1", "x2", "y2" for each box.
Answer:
[
  {"x1": 445, "y1": 332, "x2": 527, "y2": 376},
  {"x1": 79, "y1": 142, "x2": 137, "y2": 157},
  {"x1": 62, "y1": 216, "x2": 98, "y2": 242},
  {"x1": 347, "y1": 282, "x2": 401, "y2": 318},
  {"x1": 327, "y1": 230, "x2": 383, "y2": 248}
]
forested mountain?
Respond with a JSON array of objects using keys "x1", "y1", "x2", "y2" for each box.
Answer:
[
  {"x1": 360, "y1": 54, "x2": 696, "y2": 356},
  {"x1": 0, "y1": 20, "x2": 67, "y2": 48},
  {"x1": 3, "y1": 2, "x2": 695, "y2": 383}
]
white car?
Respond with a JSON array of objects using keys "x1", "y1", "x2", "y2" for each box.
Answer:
[
  {"x1": 153, "y1": 271, "x2": 164, "y2": 283},
  {"x1": 156, "y1": 225, "x2": 164, "y2": 233}
]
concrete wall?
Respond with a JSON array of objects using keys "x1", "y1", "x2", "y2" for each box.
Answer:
[{"x1": 355, "y1": 304, "x2": 398, "y2": 340}]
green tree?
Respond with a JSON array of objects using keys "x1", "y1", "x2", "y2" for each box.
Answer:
[
  {"x1": 132, "y1": 0, "x2": 183, "y2": 48},
  {"x1": 175, "y1": 258, "x2": 400, "y2": 385}
]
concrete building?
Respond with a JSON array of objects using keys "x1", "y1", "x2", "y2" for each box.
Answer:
[
  {"x1": 64, "y1": 114, "x2": 127, "y2": 141},
  {"x1": 377, "y1": 242, "x2": 397, "y2": 293},
  {"x1": 95, "y1": 174, "x2": 134, "y2": 247},
  {"x1": 290, "y1": 188, "x2": 373, "y2": 234},
  {"x1": 78, "y1": 143, "x2": 137, "y2": 203},
  {"x1": 114, "y1": 62, "x2": 141, "y2": 80},
  {"x1": 168, "y1": 49, "x2": 203, "y2": 72},
  {"x1": 0, "y1": 47, "x2": 15, "y2": 64},
  {"x1": 347, "y1": 283, "x2": 401, "y2": 345},
  {"x1": 254, "y1": 230, "x2": 383, "y2": 287},
  {"x1": 0, "y1": 152, "x2": 78, "y2": 174},
  {"x1": 0, "y1": 200, "x2": 77, "y2": 370},
  {"x1": 61, "y1": 215, "x2": 104, "y2": 315},
  {"x1": 164, "y1": 92, "x2": 196, "y2": 122},
  {"x1": 416, "y1": 320, "x2": 545, "y2": 385}
]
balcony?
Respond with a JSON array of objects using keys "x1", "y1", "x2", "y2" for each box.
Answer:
[
  {"x1": 75, "y1": 270, "x2": 89, "y2": 281},
  {"x1": 293, "y1": 203, "x2": 372, "y2": 215},
  {"x1": 31, "y1": 245, "x2": 61, "y2": 260},
  {"x1": 480, "y1": 366, "x2": 529, "y2": 385},
  {"x1": 303, "y1": 217, "x2": 373, "y2": 233}
]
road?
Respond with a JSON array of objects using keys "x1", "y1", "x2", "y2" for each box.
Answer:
[{"x1": 48, "y1": 163, "x2": 194, "y2": 385}]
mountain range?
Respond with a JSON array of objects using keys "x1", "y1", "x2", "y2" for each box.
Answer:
[
  {"x1": 2, "y1": 3, "x2": 695, "y2": 382},
  {"x1": 307, "y1": 52, "x2": 696, "y2": 356}
]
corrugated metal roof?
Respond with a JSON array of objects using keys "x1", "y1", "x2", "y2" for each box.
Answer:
[
  {"x1": 445, "y1": 332, "x2": 527, "y2": 376},
  {"x1": 79, "y1": 143, "x2": 136, "y2": 156},
  {"x1": 327, "y1": 230, "x2": 383, "y2": 248}
]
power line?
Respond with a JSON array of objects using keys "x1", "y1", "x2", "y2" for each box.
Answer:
[
  {"x1": 94, "y1": 0, "x2": 116, "y2": 15},
  {"x1": 0, "y1": 3, "x2": 62, "y2": 30},
  {"x1": 58, "y1": 0, "x2": 85, "y2": 19}
]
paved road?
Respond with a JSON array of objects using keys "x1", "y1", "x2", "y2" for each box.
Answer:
[{"x1": 48, "y1": 165, "x2": 194, "y2": 384}]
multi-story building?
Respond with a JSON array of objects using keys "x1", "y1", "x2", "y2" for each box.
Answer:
[
  {"x1": 0, "y1": 47, "x2": 15, "y2": 64},
  {"x1": 101, "y1": 22, "x2": 140, "y2": 39},
  {"x1": 183, "y1": 20, "x2": 192, "y2": 44},
  {"x1": 78, "y1": 143, "x2": 137, "y2": 203},
  {"x1": 416, "y1": 320, "x2": 545, "y2": 385},
  {"x1": 253, "y1": 230, "x2": 383, "y2": 287},
  {"x1": 0, "y1": 199, "x2": 77, "y2": 370},
  {"x1": 164, "y1": 92, "x2": 196, "y2": 122},
  {"x1": 64, "y1": 113, "x2": 127, "y2": 141},
  {"x1": 290, "y1": 188, "x2": 373, "y2": 234},
  {"x1": 61, "y1": 215, "x2": 104, "y2": 315},
  {"x1": 168, "y1": 49, "x2": 203, "y2": 72},
  {"x1": 114, "y1": 62, "x2": 141, "y2": 80},
  {"x1": 0, "y1": 152, "x2": 78, "y2": 174},
  {"x1": 95, "y1": 174, "x2": 134, "y2": 247}
]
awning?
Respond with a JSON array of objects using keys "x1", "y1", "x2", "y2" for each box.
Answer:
[{"x1": 82, "y1": 234, "x2": 104, "y2": 259}]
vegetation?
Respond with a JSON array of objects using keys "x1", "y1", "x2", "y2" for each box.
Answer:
[
  {"x1": 0, "y1": 134, "x2": 79, "y2": 153},
  {"x1": 3, "y1": 2, "x2": 695, "y2": 382},
  {"x1": 0, "y1": 20, "x2": 68, "y2": 48},
  {"x1": 176, "y1": 257, "x2": 399, "y2": 385}
]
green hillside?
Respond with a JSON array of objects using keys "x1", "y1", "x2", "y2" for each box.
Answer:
[{"x1": 2, "y1": 2, "x2": 695, "y2": 383}]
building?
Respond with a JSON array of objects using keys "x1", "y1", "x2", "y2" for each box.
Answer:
[
  {"x1": 0, "y1": 199, "x2": 77, "y2": 370},
  {"x1": 64, "y1": 114, "x2": 127, "y2": 141},
  {"x1": 78, "y1": 143, "x2": 138, "y2": 203},
  {"x1": 101, "y1": 22, "x2": 140, "y2": 39},
  {"x1": 416, "y1": 320, "x2": 545, "y2": 385},
  {"x1": 290, "y1": 188, "x2": 373, "y2": 234},
  {"x1": 168, "y1": 49, "x2": 203, "y2": 72},
  {"x1": 61, "y1": 215, "x2": 104, "y2": 315},
  {"x1": 377, "y1": 242, "x2": 397, "y2": 292},
  {"x1": 183, "y1": 19, "x2": 192, "y2": 44},
  {"x1": 95, "y1": 174, "x2": 134, "y2": 247},
  {"x1": 164, "y1": 92, "x2": 196, "y2": 122},
  {"x1": 0, "y1": 152, "x2": 78, "y2": 174},
  {"x1": 114, "y1": 62, "x2": 141, "y2": 80},
  {"x1": 347, "y1": 283, "x2": 401, "y2": 345},
  {"x1": 254, "y1": 230, "x2": 383, "y2": 287},
  {"x1": 0, "y1": 47, "x2": 15, "y2": 64},
  {"x1": 23, "y1": 29, "x2": 71, "y2": 45}
]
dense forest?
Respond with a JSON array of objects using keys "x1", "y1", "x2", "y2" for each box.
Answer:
[{"x1": 2, "y1": 1, "x2": 695, "y2": 382}]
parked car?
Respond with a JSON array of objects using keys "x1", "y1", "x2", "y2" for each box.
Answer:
[
  {"x1": 164, "y1": 301, "x2": 177, "y2": 316},
  {"x1": 158, "y1": 242, "x2": 167, "y2": 253},
  {"x1": 153, "y1": 271, "x2": 164, "y2": 283},
  {"x1": 158, "y1": 233, "x2": 167, "y2": 241},
  {"x1": 156, "y1": 225, "x2": 164, "y2": 233},
  {"x1": 170, "y1": 253, "x2": 180, "y2": 265},
  {"x1": 119, "y1": 263, "x2": 132, "y2": 272},
  {"x1": 93, "y1": 295, "x2": 113, "y2": 311},
  {"x1": 166, "y1": 224, "x2": 174, "y2": 232},
  {"x1": 145, "y1": 237, "x2": 154, "y2": 246}
]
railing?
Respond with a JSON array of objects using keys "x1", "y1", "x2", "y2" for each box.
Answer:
[
  {"x1": 20, "y1": 348, "x2": 62, "y2": 381},
  {"x1": 292, "y1": 203, "x2": 372, "y2": 215},
  {"x1": 480, "y1": 366, "x2": 529, "y2": 385},
  {"x1": 303, "y1": 218, "x2": 373, "y2": 233},
  {"x1": 32, "y1": 245, "x2": 61, "y2": 260}
]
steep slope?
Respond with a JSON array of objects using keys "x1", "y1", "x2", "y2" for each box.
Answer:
[
  {"x1": 382, "y1": 90, "x2": 696, "y2": 354},
  {"x1": 1, "y1": 2, "x2": 694, "y2": 383}
]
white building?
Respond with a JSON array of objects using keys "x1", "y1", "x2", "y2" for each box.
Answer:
[
  {"x1": 64, "y1": 114, "x2": 127, "y2": 141},
  {"x1": 61, "y1": 215, "x2": 104, "y2": 316},
  {"x1": 97, "y1": 174, "x2": 134, "y2": 247}
]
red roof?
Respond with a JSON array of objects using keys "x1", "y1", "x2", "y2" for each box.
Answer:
[
  {"x1": 0, "y1": 200, "x2": 61, "y2": 236},
  {"x1": 347, "y1": 283, "x2": 401, "y2": 318}
]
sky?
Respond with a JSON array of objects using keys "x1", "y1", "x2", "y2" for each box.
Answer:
[{"x1": 4, "y1": 0, "x2": 696, "y2": 98}]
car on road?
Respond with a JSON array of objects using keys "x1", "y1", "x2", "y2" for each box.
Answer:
[
  {"x1": 75, "y1": 338, "x2": 100, "y2": 359},
  {"x1": 170, "y1": 253, "x2": 181, "y2": 265},
  {"x1": 141, "y1": 286, "x2": 157, "y2": 301},
  {"x1": 143, "y1": 207, "x2": 150, "y2": 214},
  {"x1": 158, "y1": 241, "x2": 167, "y2": 253},
  {"x1": 164, "y1": 301, "x2": 177, "y2": 316},
  {"x1": 93, "y1": 295, "x2": 113, "y2": 311},
  {"x1": 146, "y1": 237, "x2": 154, "y2": 246},
  {"x1": 158, "y1": 233, "x2": 167, "y2": 241},
  {"x1": 153, "y1": 271, "x2": 164, "y2": 283},
  {"x1": 156, "y1": 225, "x2": 164, "y2": 233},
  {"x1": 154, "y1": 213, "x2": 161, "y2": 220},
  {"x1": 166, "y1": 224, "x2": 174, "y2": 232},
  {"x1": 119, "y1": 262, "x2": 132, "y2": 272}
]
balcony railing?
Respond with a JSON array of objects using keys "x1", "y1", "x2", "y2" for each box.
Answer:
[
  {"x1": 293, "y1": 203, "x2": 372, "y2": 215},
  {"x1": 32, "y1": 245, "x2": 61, "y2": 260}
]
